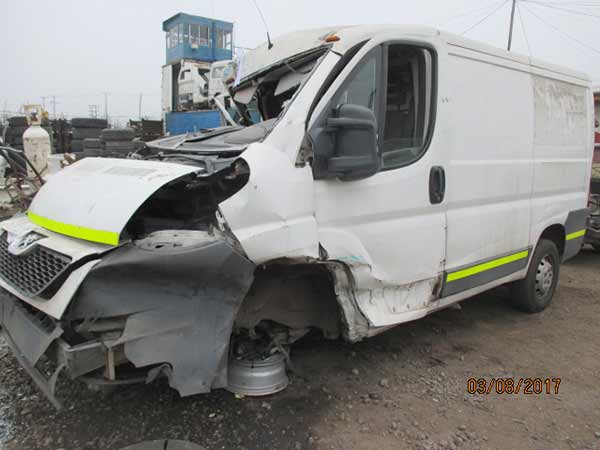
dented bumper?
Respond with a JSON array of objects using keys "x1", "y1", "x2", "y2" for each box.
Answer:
[
  {"x1": 1, "y1": 291, "x2": 65, "y2": 409},
  {"x1": 0, "y1": 230, "x2": 255, "y2": 408}
]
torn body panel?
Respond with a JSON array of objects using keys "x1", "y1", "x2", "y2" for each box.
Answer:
[
  {"x1": 70, "y1": 231, "x2": 255, "y2": 395},
  {"x1": 219, "y1": 143, "x2": 320, "y2": 263}
]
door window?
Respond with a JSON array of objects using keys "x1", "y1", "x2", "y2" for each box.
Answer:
[
  {"x1": 331, "y1": 51, "x2": 380, "y2": 112},
  {"x1": 381, "y1": 45, "x2": 435, "y2": 169}
]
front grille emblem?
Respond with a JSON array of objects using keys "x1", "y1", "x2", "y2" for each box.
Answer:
[{"x1": 7, "y1": 232, "x2": 45, "y2": 256}]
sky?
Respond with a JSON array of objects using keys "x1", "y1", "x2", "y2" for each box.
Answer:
[{"x1": 2, "y1": 0, "x2": 600, "y2": 122}]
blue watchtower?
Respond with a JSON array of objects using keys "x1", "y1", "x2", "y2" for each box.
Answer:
[{"x1": 163, "y1": 13, "x2": 234, "y2": 65}]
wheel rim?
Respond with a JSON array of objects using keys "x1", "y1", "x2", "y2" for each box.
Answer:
[{"x1": 535, "y1": 255, "x2": 555, "y2": 298}]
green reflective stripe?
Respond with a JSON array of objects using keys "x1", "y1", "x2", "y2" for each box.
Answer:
[
  {"x1": 566, "y1": 229, "x2": 586, "y2": 241},
  {"x1": 27, "y1": 211, "x2": 119, "y2": 246},
  {"x1": 446, "y1": 250, "x2": 530, "y2": 283}
]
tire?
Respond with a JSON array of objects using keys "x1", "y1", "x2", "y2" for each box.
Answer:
[
  {"x1": 8, "y1": 116, "x2": 28, "y2": 127},
  {"x1": 509, "y1": 239, "x2": 561, "y2": 313},
  {"x1": 71, "y1": 118, "x2": 108, "y2": 129},
  {"x1": 593, "y1": 244, "x2": 600, "y2": 253},
  {"x1": 104, "y1": 141, "x2": 137, "y2": 152},
  {"x1": 6, "y1": 127, "x2": 27, "y2": 140},
  {"x1": 83, "y1": 148, "x2": 101, "y2": 158},
  {"x1": 70, "y1": 139, "x2": 84, "y2": 153},
  {"x1": 9, "y1": 137, "x2": 23, "y2": 146},
  {"x1": 73, "y1": 128, "x2": 102, "y2": 140},
  {"x1": 101, "y1": 128, "x2": 135, "y2": 142},
  {"x1": 83, "y1": 138, "x2": 102, "y2": 149}
]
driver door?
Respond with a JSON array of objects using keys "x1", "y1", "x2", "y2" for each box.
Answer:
[{"x1": 312, "y1": 42, "x2": 447, "y2": 327}]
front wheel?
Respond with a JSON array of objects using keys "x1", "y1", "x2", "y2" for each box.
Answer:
[{"x1": 509, "y1": 239, "x2": 560, "y2": 313}]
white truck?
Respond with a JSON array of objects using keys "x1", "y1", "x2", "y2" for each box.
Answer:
[
  {"x1": 0, "y1": 25, "x2": 593, "y2": 408},
  {"x1": 177, "y1": 59, "x2": 234, "y2": 111}
]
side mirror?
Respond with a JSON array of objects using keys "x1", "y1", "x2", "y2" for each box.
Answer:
[{"x1": 311, "y1": 104, "x2": 380, "y2": 181}]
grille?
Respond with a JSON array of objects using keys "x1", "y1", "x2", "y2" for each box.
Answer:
[{"x1": 0, "y1": 233, "x2": 72, "y2": 298}]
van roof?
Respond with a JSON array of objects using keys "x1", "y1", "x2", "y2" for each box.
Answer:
[{"x1": 237, "y1": 24, "x2": 590, "y2": 85}]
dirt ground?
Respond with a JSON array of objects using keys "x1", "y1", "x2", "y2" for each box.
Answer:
[{"x1": 0, "y1": 248, "x2": 599, "y2": 450}]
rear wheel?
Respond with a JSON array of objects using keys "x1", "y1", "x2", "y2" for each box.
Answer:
[
  {"x1": 593, "y1": 244, "x2": 600, "y2": 253},
  {"x1": 509, "y1": 239, "x2": 560, "y2": 313}
]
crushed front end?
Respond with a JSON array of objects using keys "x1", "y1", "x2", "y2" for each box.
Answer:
[{"x1": 0, "y1": 156, "x2": 255, "y2": 408}]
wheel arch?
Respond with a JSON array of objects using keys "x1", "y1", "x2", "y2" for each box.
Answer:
[
  {"x1": 538, "y1": 224, "x2": 566, "y2": 257},
  {"x1": 234, "y1": 260, "x2": 371, "y2": 343}
]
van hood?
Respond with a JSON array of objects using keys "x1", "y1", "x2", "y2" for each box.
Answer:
[
  {"x1": 235, "y1": 27, "x2": 348, "y2": 83},
  {"x1": 27, "y1": 158, "x2": 202, "y2": 246}
]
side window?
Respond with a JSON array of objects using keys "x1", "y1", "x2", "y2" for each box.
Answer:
[
  {"x1": 331, "y1": 51, "x2": 380, "y2": 112},
  {"x1": 382, "y1": 45, "x2": 434, "y2": 169}
]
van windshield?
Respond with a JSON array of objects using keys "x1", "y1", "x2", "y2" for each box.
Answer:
[
  {"x1": 147, "y1": 48, "x2": 329, "y2": 154},
  {"x1": 231, "y1": 47, "x2": 329, "y2": 124}
]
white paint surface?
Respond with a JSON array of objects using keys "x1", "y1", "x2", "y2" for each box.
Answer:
[{"x1": 29, "y1": 158, "x2": 199, "y2": 236}]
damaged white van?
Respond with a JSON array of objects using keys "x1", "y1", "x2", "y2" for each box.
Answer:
[{"x1": 0, "y1": 26, "x2": 593, "y2": 408}]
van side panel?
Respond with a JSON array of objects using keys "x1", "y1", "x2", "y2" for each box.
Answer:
[
  {"x1": 529, "y1": 76, "x2": 592, "y2": 253},
  {"x1": 444, "y1": 47, "x2": 534, "y2": 277}
]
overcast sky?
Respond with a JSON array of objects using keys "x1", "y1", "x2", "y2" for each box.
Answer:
[{"x1": 2, "y1": 0, "x2": 600, "y2": 122}]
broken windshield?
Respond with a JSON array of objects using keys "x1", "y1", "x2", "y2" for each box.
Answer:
[{"x1": 231, "y1": 47, "x2": 330, "y2": 124}]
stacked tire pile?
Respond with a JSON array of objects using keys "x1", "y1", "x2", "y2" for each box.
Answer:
[
  {"x1": 4, "y1": 116, "x2": 29, "y2": 150},
  {"x1": 82, "y1": 138, "x2": 103, "y2": 157},
  {"x1": 100, "y1": 128, "x2": 138, "y2": 157},
  {"x1": 71, "y1": 118, "x2": 108, "y2": 153}
]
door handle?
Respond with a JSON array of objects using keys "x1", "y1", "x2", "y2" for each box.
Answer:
[{"x1": 429, "y1": 166, "x2": 446, "y2": 204}]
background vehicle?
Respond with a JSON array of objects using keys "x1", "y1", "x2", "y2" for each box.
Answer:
[{"x1": 177, "y1": 59, "x2": 234, "y2": 111}]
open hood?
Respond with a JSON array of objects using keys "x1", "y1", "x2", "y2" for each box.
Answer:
[
  {"x1": 28, "y1": 158, "x2": 201, "y2": 245},
  {"x1": 235, "y1": 27, "x2": 348, "y2": 84}
]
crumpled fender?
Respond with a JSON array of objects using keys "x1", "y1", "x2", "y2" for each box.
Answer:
[{"x1": 68, "y1": 230, "x2": 255, "y2": 394}]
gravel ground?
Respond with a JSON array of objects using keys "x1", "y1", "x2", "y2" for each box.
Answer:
[{"x1": 0, "y1": 248, "x2": 599, "y2": 450}]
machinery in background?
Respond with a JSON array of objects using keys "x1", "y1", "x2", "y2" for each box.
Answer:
[
  {"x1": 129, "y1": 119, "x2": 164, "y2": 142},
  {"x1": 176, "y1": 59, "x2": 234, "y2": 112},
  {"x1": 586, "y1": 89, "x2": 600, "y2": 251},
  {"x1": 161, "y1": 13, "x2": 235, "y2": 135}
]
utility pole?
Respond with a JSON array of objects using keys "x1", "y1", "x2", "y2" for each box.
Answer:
[
  {"x1": 508, "y1": 0, "x2": 517, "y2": 51},
  {"x1": 103, "y1": 92, "x2": 110, "y2": 122},
  {"x1": 138, "y1": 93, "x2": 143, "y2": 120},
  {"x1": 48, "y1": 96, "x2": 58, "y2": 119}
]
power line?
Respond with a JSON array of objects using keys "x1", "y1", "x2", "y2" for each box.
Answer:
[
  {"x1": 521, "y1": 3, "x2": 600, "y2": 55},
  {"x1": 440, "y1": 0, "x2": 506, "y2": 26},
  {"x1": 517, "y1": 3, "x2": 533, "y2": 57},
  {"x1": 523, "y1": 0, "x2": 600, "y2": 19},
  {"x1": 461, "y1": 0, "x2": 510, "y2": 35},
  {"x1": 525, "y1": 0, "x2": 600, "y2": 8}
]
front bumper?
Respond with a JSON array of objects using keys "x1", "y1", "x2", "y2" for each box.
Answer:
[
  {"x1": 0, "y1": 231, "x2": 256, "y2": 408},
  {"x1": 0, "y1": 290, "x2": 106, "y2": 409}
]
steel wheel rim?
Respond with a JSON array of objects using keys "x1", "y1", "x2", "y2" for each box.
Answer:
[{"x1": 535, "y1": 255, "x2": 554, "y2": 298}]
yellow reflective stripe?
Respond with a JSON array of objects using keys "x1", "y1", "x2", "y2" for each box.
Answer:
[
  {"x1": 566, "y1": 229, "x2": 586, "y2": 241},
  {"x1": 27, "y1": 211, "x2": 120, "y2": 246},
  {"x1": 446, "y1": 250, "x2": 530, "y2": 283}
]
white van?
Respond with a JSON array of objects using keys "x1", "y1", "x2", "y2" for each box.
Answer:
[{"x1": 0, "y1": 25, "x2": 592, "y2": 407}]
